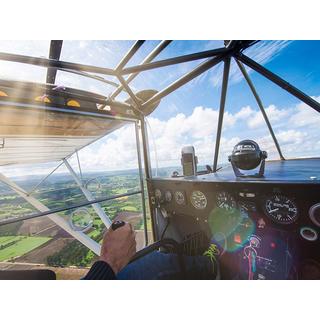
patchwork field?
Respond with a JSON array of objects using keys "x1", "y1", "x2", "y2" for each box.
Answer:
[{"x1": 0, "y1": 236, "x2": 51, "y2": 261}]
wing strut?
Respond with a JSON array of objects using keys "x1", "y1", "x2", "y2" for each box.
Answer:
[{"x1": 0, "y1": 171, "x2": 101, "y2": 255}]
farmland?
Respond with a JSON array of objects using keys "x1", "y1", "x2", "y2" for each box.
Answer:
[
  {"x1": 0, "y1": 236, "x2": 51, "y2": 261},
  {"x1": 0, "y1": 169, "x2": 154, "y2": 271}
]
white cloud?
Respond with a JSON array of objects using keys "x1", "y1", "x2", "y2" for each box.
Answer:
[
  {"x1": 247, "y1": 104, "x2": 290, "y2": 129},
  {"x1": 234, "y1": 106, "x2": 255, "y2": 120},
  {"x1": 289, "y1": 96, "x2": 320, "y2": 128},
  {"x1": 69, "y1": 98, "x2": 320, "y2": 172}
]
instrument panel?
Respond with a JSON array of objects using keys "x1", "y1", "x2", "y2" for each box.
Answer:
[
  {"x1": 151, "y1": 178, "x2": 320, "y2": 279},
  {"x1": 151, "y1": 179, "x2": 320, "y2": 238}
]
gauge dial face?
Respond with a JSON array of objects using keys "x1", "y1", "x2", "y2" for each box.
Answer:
[
  {"x1": 238, "y1": 201, "x2": 256, "y2": 214},
  {"x1": 155, "y1": 189, "x2": 162, "y2": 199},
  {"x1": 190, "y1": 191, "x2": 207, "y2": 210},
  {"x1": 265, "y1": 194, "x2": 298, "y2": 224},
  {"x1": 175, "y1": 191, "x2": 186, "y2": 205},
  {"x1": 216, "y1": 191, "x2": 237, "y2": 212},
  {"x1": 165, "y1": 190, "x2": 172, "y2": 202}
]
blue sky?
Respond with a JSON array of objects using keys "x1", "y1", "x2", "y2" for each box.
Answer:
[{"x1": 0, "y1": 40, "x2": 319, "y2": 176}]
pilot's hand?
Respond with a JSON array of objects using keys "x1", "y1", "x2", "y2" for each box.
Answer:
[{"x1": 99, "y1": 222, "x2": 136, "y2": 274}]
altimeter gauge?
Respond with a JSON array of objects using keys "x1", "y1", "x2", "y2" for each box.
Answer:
[
  {"x1": 216, "y1": 191, "x2": 237, "y2": 212},
  {"x1": 190, "y1": 190, "x2": 207, "y2": 210},
  {"x1": 265, "y1": 194, "x2": 298, "y2": 224}
]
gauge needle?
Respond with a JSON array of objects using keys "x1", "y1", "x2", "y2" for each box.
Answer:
[{"x1": 269, "y1": 208, "x2": 279, "y2": 213}]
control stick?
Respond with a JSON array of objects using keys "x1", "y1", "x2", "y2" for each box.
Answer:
[{"x1": 111, "y1": 220, "x2": 125, "y2": 231}]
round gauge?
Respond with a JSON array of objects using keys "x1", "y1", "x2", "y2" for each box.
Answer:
[
  {"x1": 309, "y1": 203, "x2": 320, "y2": 227},
  {"x1": 264, "y1": 194, "x2": 298, "y2": 224},
  {"x1": 238, "y1": 201, "x2": 256, "y2": 215},
  {"x1": 190, "y1": 190, "x2": 207, "y2": 210},
  {"x1": 175, "y1": 191, "x2": 186, "y2": 205},
  {"x1": 155, "y1": 189, "x2": 162, "y2": 199},
  {"x1": 216, "y1": 191, "x2": 237, "y2": 212},
  {"x1": 164, "y1": 190, "x2": 172, "y2": 202}
]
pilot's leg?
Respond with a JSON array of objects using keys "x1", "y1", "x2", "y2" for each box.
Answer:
[{"x1": 117, "y1": 251, "x2": 218, "y2": 280}]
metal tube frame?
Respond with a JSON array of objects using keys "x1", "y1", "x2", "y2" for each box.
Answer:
[
  {"x1": 235, "y1": 52, "x2": 320, "y2": 113},
  {"x1": 235, "y1": 58, "x2": 285, "y2": 160},
  {"x1": 213, "y1": 57, "x2": 231, "y2": 172},
  {"x1": 135, "y1": 122, "x2": 149, "y2": 245},
  {"x1": 0, "y1": 51, "x2": 116, "y2": 76},
  {"x1": 110, "y1": 40, "x2": 172, "y2": 99},
  {"x1": 120, "y1": 46, "x2": 230, "y2": 75},
  {"x1": 114, "y1": 40, "x2": 145, "y2": 72},
  {"x1": 114, "y1": 71, "x2": 153, "y2": 244},
  {"x1": 141, "y1": 54, "x2": 227, "y2": 109},
  {"x1": 1, "y1": 40, "x2": 320, "y2": 253}
]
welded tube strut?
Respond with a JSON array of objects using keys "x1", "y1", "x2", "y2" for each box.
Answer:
[
  {"x1": 235, "y1": 59, "x2": 285, "y2": 160},
  {"x1": 213, "y1": 58, "x2": 231, "y2": 172},
  {"x1": 110, "y1": 40, "x2": 171, "y2": 99},
  {"x1": 115, "y1": 40, "x2": 145, "y2": 72},
  {"x1": 121, "y1": 46, "x2": 229, "y2": 75},
  {"x1": 135, "y1": 122, "x2": 149, "y2": 245},
  {"x1": 236, "y1": 53, "x2": 320, "y2": 114},
  {"x1": 141, "y1": 55, "x2": 226, "y2": 109}
]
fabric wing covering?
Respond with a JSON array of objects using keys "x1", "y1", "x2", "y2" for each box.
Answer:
[{"x1": 0, "y1": 106, "x2": 126, "y2": 166}]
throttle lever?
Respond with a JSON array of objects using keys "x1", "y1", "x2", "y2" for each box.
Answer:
[{"x1": 111, "y1": 220, "x2": 125, "y2": 231}]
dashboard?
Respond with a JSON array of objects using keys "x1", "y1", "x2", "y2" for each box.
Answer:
[
  {"x1": 150, "y1": 173, "x2": 320, "y2": 279},
  {"x1": 151, "y1": 180, "x2": 319, "y2": 229}
]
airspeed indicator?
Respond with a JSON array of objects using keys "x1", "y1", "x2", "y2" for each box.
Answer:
[{"x1": 265, "y1": 194, "x2": 298, "y2": 224}]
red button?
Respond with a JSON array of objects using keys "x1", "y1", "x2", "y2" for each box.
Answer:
[
  {"x1": 234, "y1": 234, "x2": 242, "y2": 244},
  {"x1": 270, "y1": 242, "x2": 276, "y2": 248}
]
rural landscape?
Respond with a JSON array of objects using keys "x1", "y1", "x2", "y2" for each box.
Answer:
[{"x1": 0, "y1": 168, "x2": 161, "y2": 279}]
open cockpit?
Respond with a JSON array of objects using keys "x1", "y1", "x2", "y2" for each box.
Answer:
[{"x1": 0, "y1": 40, "x2": 319, "y2": 280}]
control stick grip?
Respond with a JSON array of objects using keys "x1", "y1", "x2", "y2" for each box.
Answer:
[{"x1": 111, "y1": 220, "x2": 125, "y2": 231}]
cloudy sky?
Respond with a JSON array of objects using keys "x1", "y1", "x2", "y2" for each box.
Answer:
[{"x1": 0, "y1": 40, "x2": 320, "y2": 177}]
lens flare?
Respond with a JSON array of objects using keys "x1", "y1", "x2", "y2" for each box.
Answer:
[{"x1": 208, "y1": 207, "x2": 255, "y2": 252}]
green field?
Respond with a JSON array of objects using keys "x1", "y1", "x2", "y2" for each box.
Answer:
[{"x1": 0, "y1": 236, "x2": 51, "y2": 261}]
